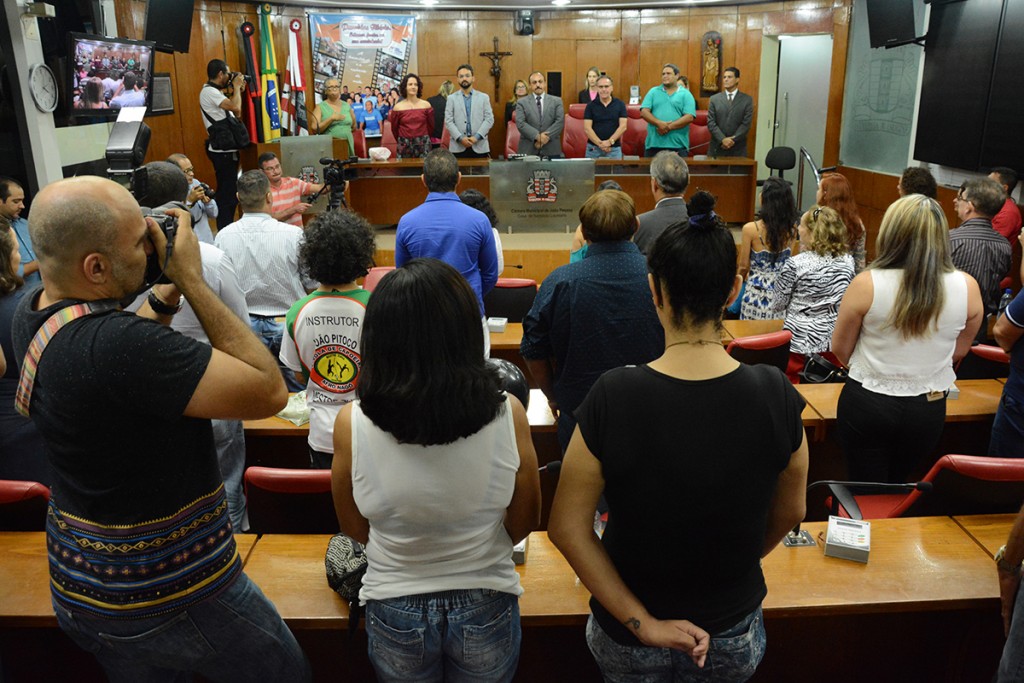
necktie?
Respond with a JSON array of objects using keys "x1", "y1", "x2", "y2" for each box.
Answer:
[
  {"x1": 536, "y1": 96, "x2": 543, "y2": 118},
  {"x1": 728, "y1": 92, "x2": 733, "y2": 102}
]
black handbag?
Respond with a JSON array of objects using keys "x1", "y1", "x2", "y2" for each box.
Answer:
[
  {"x1": 201, "y1": 86, "x2": 250, "y2": 150},
  {"x1": 325, "y1": 532, "x2": 368, "y2": 635},
  {"x1": 799, "y1": 353, "x2": 848, "y2": 384}
]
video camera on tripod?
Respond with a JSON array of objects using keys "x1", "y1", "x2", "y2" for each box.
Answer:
[{"x1": 307, "y1": 156, "x2": 358, "y2": 211}]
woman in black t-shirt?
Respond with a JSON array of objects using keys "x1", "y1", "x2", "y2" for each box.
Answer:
[{"x1": 549, "y1": 192, "x2": 809, "y2": 682}]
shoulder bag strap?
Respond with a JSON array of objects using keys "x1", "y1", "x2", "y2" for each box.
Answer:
[{"x1": 15, "y1": 300, "x2": 119, "y2": 417}]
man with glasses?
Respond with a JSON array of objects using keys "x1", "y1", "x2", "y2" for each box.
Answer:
[
  {"x1": 168, "y1": 154, "x2": 218, "y2": 243},
  {"x1": 951, "y1": 178, "x2": 1011, "y2": 314},
  {"x1": 257, "y1": 152, "x2": 325, "y2": 229}
]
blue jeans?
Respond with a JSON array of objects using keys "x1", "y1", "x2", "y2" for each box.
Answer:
[
  {"x1": 212, "y1": 418, "x2": 247, "y2": 530},
  {"x1": 999, "y1": 578, "x2": 1024, "y2": 681},
  {"x1": 586, "y1": 606, "x2": 765, "y2": 683},
  {"x1": 53, "y1": 572, "x2": 310, "y2": 682},
  {"x1": 251, "y1": 316, "x2": 305, "y2": 393},
  {"x1": 990, "y1": 392, "x2": 1024, "y2": 458},
  {"x1": 366, "y1": 589, "x2": 521, "y2": 683},
  {"x1": 585, "y1": 142, "x2": 623, "y2": 160}
]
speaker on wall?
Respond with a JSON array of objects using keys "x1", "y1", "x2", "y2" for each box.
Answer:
[
  {"x1": 515, "y1": 11, "x2": 534, "y2": 36},
  {"x1": 547, "y1": 71, "x2": 561, "y2": 98}
]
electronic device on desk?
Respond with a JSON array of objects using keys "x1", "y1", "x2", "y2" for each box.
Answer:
[
  {"x1": 629, "y1": 85, "x2": 640, "y2": 105},
  {"x1": 513, "y1": 538, "x2": 527, "y2": 565},
  {"x1": 947, "y1": 383, "x2": 960, "y2": 400},
  {"x1": 487, "y1": 317, "x2": 508, "y2": 333},
  {"x1": 824, "y1": 516, "x2": 870, "y2": 563}
]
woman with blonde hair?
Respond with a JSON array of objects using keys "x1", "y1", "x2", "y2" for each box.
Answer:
[
  {"x1": 505, "y1": 79, "x2": 528, "y2": 124},
  {"x1": 818, "y1": 172, "x2": 867, "y2": 271},
  {"x1": 833, "y1": 194, "x2": 984, "y2": 483},
  {"x1": 770, "y1": 205, "x2": 855, "y2": 382},
  {"x1": 578, "y1": 67, "x2": 602, "y2": 103}
]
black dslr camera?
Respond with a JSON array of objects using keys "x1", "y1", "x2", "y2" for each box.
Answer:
[
  {"x1": 141, "y1": 203, "x2": 182, "y2": 286},
  {"x1": 198, "y1": 182, "x2": 215, "y2": 200},
  {"x1": 310, "y1": 156, "x2": 358, "y2": 211}
]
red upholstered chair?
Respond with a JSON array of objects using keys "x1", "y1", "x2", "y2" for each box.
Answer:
[
  {"x1": 505, "y1": 110, "x2": 521, "y2": 158},
  {"x1": 484, "y1": 277, "x2": 538, "y2": 322},
  {"x1": 621, "y1": 105, "x2": 647, "y2": 157},
  {"x1": 689, "y1": 110, "x2": 711, "y2": 156},
  {"x1": 561, "y1": 104, "x2": 589, "y2": 158},
  {"x1": 244, "y1": 467, "x2": 338, "y2": 534},
  {"x1": 380, "y1": 120, "x2": 398, "y2": 157},
  {"x1": 352, "y1": 128, "x2": 367, "y2": 158},
  {"x1": 828, "y1": 455, "x2": 1024, "y2": 520},
  {"x1": 440, "y1": 126, "x2": 451, "y2": 151},
  {"x1": 955, "y1": 343, "x2": 1010, "y2": 379},
  {"x1": 0, "y1": 479, "x2": 51, "y2": 531},
  {"x1": 725, "y1": 330, "x2": 792, "y2": 374},
  {"x1": 363, "y1": 266, "x2": 394, "y2": 292}
]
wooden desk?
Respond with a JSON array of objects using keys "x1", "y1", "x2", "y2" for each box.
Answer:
[
  {"x1": 954, "y1": 513, "x2": 1015, "y2": 557},
  {"x1": 349, "y1": 158, "x2": 756, "y2": 225},
  {"x1": 0, "y1": 533, "x2": 259, "y2": 628},
  {"x1": 795, "y1": 379, "x2": 1004, "y2": 425},
  {"x1": 721, "y1": 318, "x2": 784, "y2": 341},
  {"x1": 491, "y1": 322, "x2": 523, "y2": 352}
]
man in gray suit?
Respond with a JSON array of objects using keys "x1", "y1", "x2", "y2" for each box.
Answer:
[
  {"x1": 707, "y1": 66, "x2": 754, "y2": 158},
  {"x1": 633, "y1": 151, "x2": 690, "y2": 255},
  {"x1": 516, "y1": 71, "x2": 565, "y2": 158},
  {"x1": 444, "y1": 64, "x2": 494, "y2": 159}
]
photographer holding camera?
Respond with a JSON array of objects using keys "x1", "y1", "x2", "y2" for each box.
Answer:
[
  {"x1": 168, "y1": 153, "x2": 218, "y2": 243},
  {"x1": 11, "y1": 175, "x2": 309, "y2": 680},
  {"x1": 201, "y1": 59, "x2": 246, "y2": 230}
]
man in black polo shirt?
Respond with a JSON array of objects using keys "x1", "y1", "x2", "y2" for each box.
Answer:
[{"x1": 583, "y1": 75, "x2": 628, "y2": 160}]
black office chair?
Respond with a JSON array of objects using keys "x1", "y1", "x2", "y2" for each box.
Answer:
[
  {"x1": 757, "y1": 146, "x2": 796, "y2": 187},
  {"x1": 484, "y1": 278, "x2": 538, "y2": 323}
]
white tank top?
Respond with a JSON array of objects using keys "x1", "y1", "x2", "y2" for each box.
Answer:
[
  {"x1": 848, "y1": 269, "x2": 968, "y2": 396},
  {"x1": 350, "y1": 398, "x2": 523, "y2": 603}
]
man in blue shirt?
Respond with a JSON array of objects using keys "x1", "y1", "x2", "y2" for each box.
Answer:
[
  {"x1": 395, "y1": 148, "x2": 499, "y2": 354},
  {"x1": 0, "y1": 177, "x2": 40, "y2": 288},
  {"x1": 521, "y1": 189, "x2": 664, "y2": 450},
  {"x1": 992, "y1": 282, "x2": 1024, "y2": 458},
  {"x1": 640, "y1": 63, "x2": 697, "y2": 157}
]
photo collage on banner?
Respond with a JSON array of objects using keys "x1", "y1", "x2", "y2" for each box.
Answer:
[{"x1": 308, "y1": 13, "x2": 416, "y2": 110}]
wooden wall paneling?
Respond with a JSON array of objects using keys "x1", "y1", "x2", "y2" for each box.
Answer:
[
  {"x1": 762, "y1": 6, "x2": 833, "y2": 35},
  {"x1": 637, "y1": 41, "x2": 687, "y2": 99},
  {"x1": 687, "y1": 9, "x2": 738, "y2": 110},
  {"x1": 735, "y1": 10, "x2": 766, "y2": 163},
  {"x1": 619, "y1": 10, "x2": 641, "y2": 90},
  {"x1": 417, "y1": 15, "x2": 471, "y2": 76},
  {"x1": 575, "y1": 39, "x2": 621, "y2": 96},
  {"x1": 529, "y1": 38, "x2": 574, "y2": 101},
  {"x1": 535, "y1": 11, "x2": 621, "y2": 41},
  {"x1": 822, "y1": 5, "x2": 851, "y2": 168}
]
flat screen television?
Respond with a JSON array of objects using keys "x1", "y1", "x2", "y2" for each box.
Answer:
[
  {"x1": 865, "y1": 0, "x2": 917, "y2": 48},
  {"x1": 145, "y1": 0, "x2": 195, "y2": 54},
  {"x1": 67, "y1": 33, "x2": 155, "y2": 118}
]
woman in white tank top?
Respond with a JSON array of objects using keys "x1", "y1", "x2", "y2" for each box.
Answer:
[
  {"x1": 832, "y1": 194, "x2": 984, "y2": 483},
  {"x1": 330, "y1": 258, "x2": 541, "y2": 683}
]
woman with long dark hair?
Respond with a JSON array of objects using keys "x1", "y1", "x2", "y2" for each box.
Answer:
[
  {"x1": 739, "y1": 176, "x2": 798, "y2": 319},
  {"x1": 549, "y1": 192, "x2": 808, "y2": 682},
  {"x1": 833, "y1": 194, "x2": 983, "y2": 482},
  {"x1": 331, "y1": 258, "x2": 541, "y2": 682}
]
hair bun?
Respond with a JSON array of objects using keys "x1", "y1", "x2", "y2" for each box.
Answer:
[{"x1": 687, "y1": 190, "x2": 717, "y2": 226}]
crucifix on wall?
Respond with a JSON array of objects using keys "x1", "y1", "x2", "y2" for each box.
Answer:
[{"x1": 480, "y1": 36, "x2": 513, "y2": 102}]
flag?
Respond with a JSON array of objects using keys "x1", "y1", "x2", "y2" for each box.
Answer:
[
  {"x1": 258, "y1": 4, "x2": 281, "y2": 143},
  {"x1": 280, "y1": 18, "x2": 308, "y2": 136},
  {"x1": 240, "y1": 21, "x2": 262, "y2": 143}
]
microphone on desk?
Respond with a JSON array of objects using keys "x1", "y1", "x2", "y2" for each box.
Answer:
[{"x1": 783, "y1": 479, "x2": 934, "y2": 547}]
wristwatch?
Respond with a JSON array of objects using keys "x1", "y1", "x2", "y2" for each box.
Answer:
[
  {"x1": 996, "y1": 545, "x2": 1022, "y2": 575},
  {"x1": 148, "y1": 291, "x2": 184, "y2": 316}
]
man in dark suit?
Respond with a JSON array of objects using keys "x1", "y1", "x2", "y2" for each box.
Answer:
[
  {"x1": 516, "y1": 71, "x2": 565, "y2": 158},
  {"x1": 707, "y1": 66, "x2": 754, "y2": 158},
  {"x1": 633, "y1": 151, "x2": 690, "y2": 255}
]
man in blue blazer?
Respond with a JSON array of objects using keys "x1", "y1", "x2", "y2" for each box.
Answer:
[
  {"x1": 444, "y1": 64, "x2": 495, "y2": 159},
  {"x1": 516, "y1": 71, "x2": 565, "y2": 158}
]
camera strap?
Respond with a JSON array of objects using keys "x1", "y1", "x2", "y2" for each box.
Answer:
[{"x1": 15, "y1": 299, "x2": 119, "y2": 418}]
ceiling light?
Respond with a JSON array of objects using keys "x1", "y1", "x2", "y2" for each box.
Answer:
[
  {"x1": 552, "y1": 0, "x2": 570, "y2": 5},
  {"x1": 420, "y1": 0, "x2": 438, "y2": 5}
]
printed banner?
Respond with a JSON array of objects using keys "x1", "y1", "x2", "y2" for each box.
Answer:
[{"x1": 307, "y1": 13, "x2": 416, "y2": 105}]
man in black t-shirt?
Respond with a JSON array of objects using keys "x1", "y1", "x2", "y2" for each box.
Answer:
[
  {"x1": 12, "y1": 176, "x2": 309, "y2": 681},
  {"x1": 583, "y1": 75, "x2": 628, "y2": 160}
]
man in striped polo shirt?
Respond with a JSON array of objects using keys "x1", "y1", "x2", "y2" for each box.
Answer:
[
  {"x1": 258, "y1": 152, "x2": 324, "y2": 229},
  {"x1": 950, "y1": 177, "x2": 1012, "y2": 315}
]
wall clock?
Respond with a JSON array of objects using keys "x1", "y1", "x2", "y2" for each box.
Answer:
[{"x1": 29, "y1": 63, "x2": 58, "y2": 113}]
